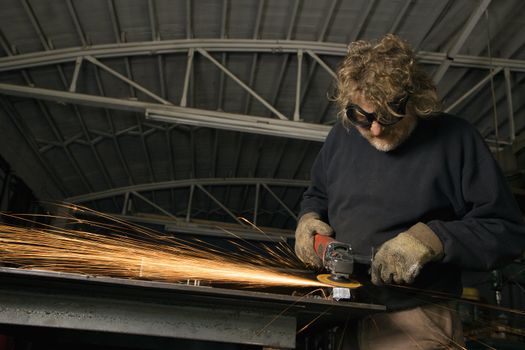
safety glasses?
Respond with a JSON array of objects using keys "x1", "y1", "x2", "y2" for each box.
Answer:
[{"x1": 345, "y1": 96, "x2": 409, "y2": 128}]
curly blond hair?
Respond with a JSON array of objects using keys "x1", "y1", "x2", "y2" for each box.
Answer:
[{"x1": 335, "y1": 34, "x2": 440, "y2": 127}]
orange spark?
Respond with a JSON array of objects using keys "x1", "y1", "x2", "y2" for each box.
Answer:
[{"x1": 0, "y1": 207, "x2": 327, "y2": 288}]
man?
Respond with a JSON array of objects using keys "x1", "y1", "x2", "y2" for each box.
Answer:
[{"x1": 295, "y1": 34, "x2": 525, "y2": 349}]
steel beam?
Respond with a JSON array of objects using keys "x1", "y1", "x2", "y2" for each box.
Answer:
[
  {"x1": 196, "y1": 184, "x2": 246, "y2": 226},
  {"x1": 0, "y1": 268, "x2": 297, "y2": 348},
  {"x1": 21, "y1": 0, "x2": 50, "y2": 50},
  {"x1": 294, "y1": 49, "x2": 303, "y2": 121},
  {"x1": 433, "y1": 0, "x2": 492, "y2": 83},
  {"x1": 85, "y1": 55, "x2": 171, "y2": 105},
  {"x1": 348, "y1": 0, "x2": 376, "y2": 42},
  {"x1": 69, "y1": 56, "x2": 83, "y2": 92},
  {"x1": 180, "y1": 48, "x2": 194, "y2": 107},
  {"x1": 66, "y1": 0, "x2": 87, "y2": 46},
  {"x1": 306, "y1": 50, "x2": 337, "y2": 79},
  {"x1": 262, "y1": 183, "x2": 297, "y2": 221},
  {"x1": 2, "y1": 39, "x2": 525, "y2": 72},
  {"x1": 65, "y1": 178, "x2": 309, "y2": 204},
  {"x1": 389, "y1": 0, "x2": 412, "y2": 33},
  {"x1": 444, "y1": 67, "x2": 502, "y2": 113},
  {"x1": 146, "y1": 107, "x2": 330, "y2": 142},
  {"x1": 197, "y1": 48, "x2": 287, "y2": 120},
  {"x1": 131, "y1": 191, "x2": 177, "y2": 220},
  {"x1": 0, "y1": 83, "x2": 331, "y2": 141}
]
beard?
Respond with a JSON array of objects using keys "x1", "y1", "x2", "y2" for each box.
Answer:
[{"x1": 356, "y1": 115, "x2": 418, "y2": 152}]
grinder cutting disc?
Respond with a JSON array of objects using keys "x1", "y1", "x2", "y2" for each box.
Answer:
[{"x1": 317, "y1": 274, "x2": 362, "y2": 288}]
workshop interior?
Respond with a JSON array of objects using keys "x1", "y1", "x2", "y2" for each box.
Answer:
[{"x1": 0, "y1": 0, "x2": 524, "y2": 349}]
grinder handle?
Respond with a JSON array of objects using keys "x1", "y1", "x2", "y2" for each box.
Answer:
[{"x1": 313, "y1": 234, "x2": 336, "y2": 260}]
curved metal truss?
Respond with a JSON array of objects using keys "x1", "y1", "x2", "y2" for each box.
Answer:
[{"x1": 65, "y1": 178, "x2": 309, "y2": 240}]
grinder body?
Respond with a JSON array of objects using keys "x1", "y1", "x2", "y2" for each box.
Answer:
[{"x1": 313, "y1": 234, "x2": 355, "y2": 282}]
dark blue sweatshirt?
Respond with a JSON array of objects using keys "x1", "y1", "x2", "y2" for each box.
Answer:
[{"x1": 300, "y1": 114, "x2": 525, "y2": 310}]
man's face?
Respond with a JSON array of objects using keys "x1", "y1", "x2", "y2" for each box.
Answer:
[{"x1": 351, "y1": 94, "x2": 417, "y2": 152}]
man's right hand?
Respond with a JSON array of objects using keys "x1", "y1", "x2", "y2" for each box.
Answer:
[{"x1": 294, "y1": 212, "x2": 333, "y2": 269}]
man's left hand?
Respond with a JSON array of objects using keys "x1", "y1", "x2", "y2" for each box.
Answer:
[{"x1": 371, "y1": 223, "x2": 444, "y2": 285}]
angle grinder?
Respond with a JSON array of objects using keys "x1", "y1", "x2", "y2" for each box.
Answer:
[{"x1": 313, "y1": 234, "x2": 372, "y2": 289}]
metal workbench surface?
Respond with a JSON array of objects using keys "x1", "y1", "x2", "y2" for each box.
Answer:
[{"x1": 0, "y1": 267, "x2": 385, "y2": 348}]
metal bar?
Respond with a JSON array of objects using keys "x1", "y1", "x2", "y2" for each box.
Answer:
[
  {"x1": 18, "y1": 67, "x2": 93, "y2": 195},
  {"x1": 220, "y1": 0, "x2": 228, "y2": 38},
  {"x1": 287, "y1": 0, "x2": 300, "y2": 39},
  {"x1": 69, "y1": 56, "x2": 83, "y2": 92},
  {"x1": 186, "y1": 0, "x2": 193, "y2": 39},
  {"x1": 295, "y1": 0, "x2": 338, "y2": 122},
  {"x1": 305, "y1": 50, "x2": 336, "y2": 79},
  {"x1": 196, "y1": 184, "x2": 246, "y2": 226},
  {"x1": 0, "y1": 281, "x2": 296, "y2": 347},
  {"x1": 197, "y1": 48, "x2": 288, "y2": 120},
  {"x1": 211, "y1": 130, "x2": 218, "y2": 178},
  {"x1": 243, "y1": 3, "x2": 264, "y2": 115},
  {"x1": 433, "y1": 0, "x2": 492, "y2": 83},
  {"x1": 389, "y1": 0, "x2": 412, "y2": 33},
  {"x1": 66, "y1": 0, "x2": 87, "y2": 46},
  {"x1": 20, "y1": 0, "x2": 50, "y2": 50},
  {"x1": 244, "y1": 54, "x2": 258, "y2": 114},
  {"x1": 264, "y1": 0, "x2": 301, "y2": 181},
  {"x1": 146, "y1": 108, "x2": 330, "y2": 141},
  {"x1": 254, "y1": 183, "x2": 260, "y2": 225},
  {"x1": 217, "y1": 52, "x2": 227, "y2": 111},
  {"x1": 165, "y1": 218, "x2": 291, "y2": 241},
  {"x1": 294, "y1": 50, "x2": 303, "y2": 121},
  {"x1": 181, "y1": 48, "x2": 194, "y2": 107},
  {"x1": 318, "y1": 0, "x2": 339, "y2": 41},
  {"x1": 216, "y1": 0, "x2": 228, "y2": 111},
  {"x1": 85, "y1": 55, "x2": 171, "y2": 105},
  {"x1": 190, "y1": 128, "x2": 195, "y2": 177},
  {"x1": 349, "y1": 0, "x2": 376, "y2": 42},
  {"x1": 72, "y1": 104, "x2": 115, "y2": 191},
  {"x1": 261, "y1": 183, "x2": 297, "y2": 221},
  {"x1": 166, "y1": 127, "x2": 176, "y2": 215},
  {"x1": 186, "y1": 184, "x2": 195, "y2": 222},
  {"x1": 93, "y1": 66, "x2": 135, "y2": 185},
  {"x1": 118, "y1": 53, "x2": 157, "y2": 188},
  {"x1": 60, "y1": 16, "x2": 117, "y2": 204},
  {"x1": 3, "y1": 40, "x2": 525, "y2": 72},
  {"x1": 121, "y1": 191, "x2": 130, "y2": 215},
  {"x1": 269, "y1": 55, "x2": 289, "y2": 118},
  {"x1": 504, "y1": 68, "x2": 515, "y2": 142},
  {"x1": 253, "y1": 0, "x2": 265, "y2": 39},
  {"x1": 107, "y1": 0, "x2": 121, "y2": 43},
  {"x1": 148, "y1": 0, "x2": 157, "y2": 41},
  {"x1": 0, "y1": 83, "x2": 331, "y2": 141},
  {"x1": 444, "y1": 67, "x2": 502, "y2": 113},
  {"x1": 37, "y1": 100, "x2": 93, "y2": 193},
  {"x1": 157, "y1": 56, "x2": 166, "y2": 98},
  {"x1": 20, "y1": 1, "x2": 98, "y2": 196},
  {"x1": 412, "y1": 1, "x2": 452, "y2": 50},
  {"x1": 0, "y1": 83, "x2": 330, "y2": 135},
  {"x1": 131, "y1": 191, "x2": 177, "y2": 220}
]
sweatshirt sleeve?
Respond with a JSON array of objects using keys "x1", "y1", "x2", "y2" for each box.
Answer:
[
  {"x1": 299, "y1": 126, "x2": 337, "y2": 221},
  {"x1": 427, "y1": 130, "x2": 525, "y2": 270}
]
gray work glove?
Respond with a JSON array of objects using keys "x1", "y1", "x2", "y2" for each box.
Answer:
[
  {"x1": 371, "y1": 222, "x2": 444, "y2": 286},
  {"x1": 294, "y1": 212, "x2": 333, "y2": 269}
]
